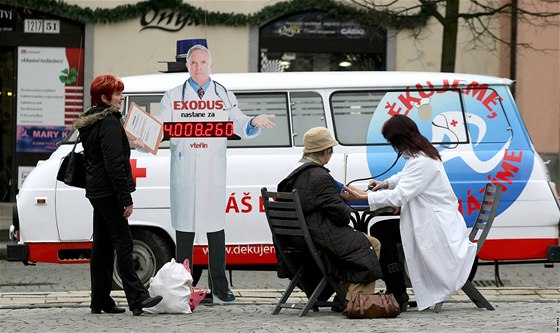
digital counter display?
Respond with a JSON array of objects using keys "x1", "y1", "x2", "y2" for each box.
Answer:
[{"x1": 163, "y1": 121, "x2": 235, "y2": 139}]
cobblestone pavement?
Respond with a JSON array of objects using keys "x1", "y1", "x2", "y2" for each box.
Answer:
[
  {"x1": 0, "y1": 260, "x2": 559, "y2": 332},
  {"x1": 1, "y1": 302, "x2": 558, "y2": 333}
]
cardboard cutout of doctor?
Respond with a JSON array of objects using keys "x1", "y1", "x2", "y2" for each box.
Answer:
[{"x1": 153, "y1": 40, "x2": 275, "y2": 303}]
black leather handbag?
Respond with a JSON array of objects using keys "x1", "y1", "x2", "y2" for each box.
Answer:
[{"x1": 56, "y1": 137, "x2": 86, "y2": 188}]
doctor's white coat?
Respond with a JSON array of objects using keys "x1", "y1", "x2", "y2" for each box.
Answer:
[
  {"x1": 367, "y1": 153, "x2": 477, "y2": 311},
  {"x1": 156, "y1": 79, "x2": 260, "y2": 233}
]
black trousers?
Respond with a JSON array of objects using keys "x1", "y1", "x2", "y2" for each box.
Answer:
[
  {"x1": 89, "y1": 196, "x2": 149, "y2": 310},
  {"x1": 176, "y1": 229, "x2": 229, "y2": 291},
  {"x1": 370, "y1": 219, "x2": 407, "y2": 299}
]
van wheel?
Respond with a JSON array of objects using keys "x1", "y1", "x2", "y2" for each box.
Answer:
[{"x1": 112, "y1": 229, "x2": 174, "y2": 290}]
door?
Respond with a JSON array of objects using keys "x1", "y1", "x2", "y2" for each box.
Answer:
[{"x1": 0, "y1": 47, "x2": 14, "y2": 202}]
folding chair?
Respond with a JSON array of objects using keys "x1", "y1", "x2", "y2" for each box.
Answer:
[
  {"x1": 261, "y1": 187, "x2": 347, "y2": 316},
  {"x1": 434, "y1": 183, "x2": 502, "y2": 312}
]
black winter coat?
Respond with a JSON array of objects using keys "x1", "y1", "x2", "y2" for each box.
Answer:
[
  {"x1": 278, "y1": 161, "x2": 382, "y2": 284},
  {"x1": 74, "y1": 104, "x2": 135, "y2": 206}
]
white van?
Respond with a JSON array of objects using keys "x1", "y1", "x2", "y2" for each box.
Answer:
[{"x1": 8, "y1": 71, "x2": 560, "y2": 287}]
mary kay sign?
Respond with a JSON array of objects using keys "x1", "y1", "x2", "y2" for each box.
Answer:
[{"x1": 17, "y1": 46, "x2": 84, "y2": 153}]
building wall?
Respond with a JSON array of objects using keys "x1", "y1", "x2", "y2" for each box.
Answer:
[
  {"x1": 69, "y1": 0, "x2": 264, "y2": 76},
  {"x1": 516, "y1": 2, "x2": 559, "y2": 154},
  {"x1": 67, "y1": 0, "x2": 560, "y2": 185},
  {"x1": 92, "y1": 22, "x2": 252, "y2": 75},
  {"x1": 516, "y1": 0, "x2": 559, "y2": 186}
]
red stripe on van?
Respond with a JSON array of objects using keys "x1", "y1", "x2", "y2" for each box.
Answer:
[
  {"x1": 24, "y1": 242, "x2": 278, "y2": 266},
  {"x1": 193, "y1": 244, "x2": 277, "y2": 266},
  {"x1": 478, "y1": 238, "x2": 559, "y2": 260},
  {"x1": 27, "y1": 242, "x2": 91, "y2": 264}
]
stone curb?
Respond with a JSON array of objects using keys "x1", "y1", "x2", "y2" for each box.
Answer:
[{"x1": 1, "y1": 288, "x2": 558, "y2": 309}]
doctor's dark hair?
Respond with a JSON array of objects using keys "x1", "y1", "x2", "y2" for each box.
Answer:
[
  {"x1": 382, "y1": 114, "x2": 441, "y2": 161},
  {"x1": 90, "y1": 74, "x2": 124, "y2": 106}
]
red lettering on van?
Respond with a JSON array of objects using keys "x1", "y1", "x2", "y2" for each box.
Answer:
[
  {"x1": 462, "y1": 82, "x2": 503, "y2": 118},
  {"x1": 417, "y1": 81, "x2": 435, "y2": 98},
  {"x1": 226, "y1": 193, "x2": 240, "y2": 213},
  {"x1": 385, "y1": 101, "x2": 406, "y2": 116},
  {"x1": 482, "y1": 90, "x2": 502, "y2": 117},
  {"x1": 441, "y1": 79, "x2": 465, "y2": 92},
  {"x1": 486, "y1": 150, "x2": 523, "y2": 192},
  {"x1": 504, "y1": 149, "x2": 522, "y2": 163},
  {"x1": 397, "y1": 89, "x2": 421, "y2": 112}
]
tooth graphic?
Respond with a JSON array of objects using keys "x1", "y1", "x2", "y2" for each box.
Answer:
[{"x1": 431, "y1": 111, "x2": 511, "y2": 173}]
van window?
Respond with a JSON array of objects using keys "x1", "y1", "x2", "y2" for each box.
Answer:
[
  {"x1": 228, "y1": 93, "x2": 291, "y2": 148},
  {"x1": 331, "y1": 91, "x2": 384, "y2": 145},
  {"x1": 331, "y1": 90, "x2": 470, "y2": 146},
  {"x1": 462, "y1": 87, "x2": 512, "y2": 144},
  {"x1": 289, "y1": 92, "x2": 326, "y2": 147}
]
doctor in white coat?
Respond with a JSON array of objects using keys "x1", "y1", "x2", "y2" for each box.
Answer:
[
  {"x1": 341, "y1": 114, "x2": 476, "y2": 311},
  {"x1": 155, "y1": 43, "x2": 275, "y2": 303}
]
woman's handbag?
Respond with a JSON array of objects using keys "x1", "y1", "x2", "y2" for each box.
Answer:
[
  {"x1": 343, "y1": 291, "x2": 401, "y2": 319},
  {"x1": 56, "y1": 137, "x2": 86, "y2": 188}
]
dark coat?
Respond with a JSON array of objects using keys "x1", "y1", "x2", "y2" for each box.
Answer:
[
  {"x1": 74, "y1": 104, "x2": 135, "y2": 206},
  {"x1": 278, "y1": 161, "x2": 382, "y2": 284}
]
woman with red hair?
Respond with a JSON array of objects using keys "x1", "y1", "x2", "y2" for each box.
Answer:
[{"x1": 74, "y1": 74, "x2": 162, "y2": 316}]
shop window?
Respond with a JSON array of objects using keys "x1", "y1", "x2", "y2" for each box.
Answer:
[{"x1": 259, "y1": 11, "x2": 386, "y2": 72}]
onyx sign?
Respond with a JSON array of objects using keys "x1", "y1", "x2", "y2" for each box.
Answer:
[{"x1": 140, "y1": 9, "x2": 195, "y2": 32}]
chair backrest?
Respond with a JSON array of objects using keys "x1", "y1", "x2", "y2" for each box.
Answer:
[
  {"x1": 469, "y1": 183, "x2": 503, "y2": 253},
  {"x1": 261, "y1": 187, "x2": 328, "y2": 276}
]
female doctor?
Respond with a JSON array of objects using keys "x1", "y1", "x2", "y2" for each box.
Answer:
[
  {"x1": 341, "y1": 114, "x2": 477, "y2": 311},
  {"x1": 154, "y1": 44, "x2": 275, "y2": 303}
]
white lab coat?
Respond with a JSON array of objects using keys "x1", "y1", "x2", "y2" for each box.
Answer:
[
  {"x1": 367, "y1": 153, "x2": 477, "y2": 311},
  {"x1": 156, "y1": 80, "x2": 260, "y2": 233}
]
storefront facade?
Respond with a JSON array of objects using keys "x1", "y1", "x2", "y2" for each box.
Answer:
[{"x1": 0, "y1": 0, "x2": 557, "y2": 203}]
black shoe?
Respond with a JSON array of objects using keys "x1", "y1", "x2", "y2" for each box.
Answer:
[
  {"x1": 212, "y1": 288, "x2": 235, "y2": 303},
  {"x1": 131, "y1": 295, "x2": 163, "y2": 316},
  {"x1": 90, "y1": 306, "x2": 126, "y2": 314},
  {"x1": 392, "y1": 292, "x2": 409, "y2": 313},
  {"x1": 330, "y1": 295, "x2": 348, "y2": 313}
]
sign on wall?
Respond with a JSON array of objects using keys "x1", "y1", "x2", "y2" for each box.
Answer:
[
  {"x1": 16, "y1": 46, "x2": 84, "y2": 152},
  {"x1": 0, "y1": 5, "x2": 15, "y2": 32}
]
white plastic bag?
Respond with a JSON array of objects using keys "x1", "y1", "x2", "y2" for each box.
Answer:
[{"x1": 144, "y1": 258, "x2": 193, "y2": 314}]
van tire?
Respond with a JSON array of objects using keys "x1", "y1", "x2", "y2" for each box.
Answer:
[{"x1": 112, "y1": 228, "x2": 174, "y2": 290}]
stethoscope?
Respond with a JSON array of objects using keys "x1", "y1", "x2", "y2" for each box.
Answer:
[
  {"x1": 345, "y1": 151, "x2": 402, "y2": 188},
  {"x1": 431, "y1": 113, "x2": 459, "y2": 149},
  {"x1": 181, "y1": 79, "x2": 234, "y2": 108},
  {"x1": 342, "y1": 151, "x2": 402, "y2": 212}
]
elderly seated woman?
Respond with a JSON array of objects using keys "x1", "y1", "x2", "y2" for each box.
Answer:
[{"x1": 276, "y1": 127, "x2": 383, "y2": 306}]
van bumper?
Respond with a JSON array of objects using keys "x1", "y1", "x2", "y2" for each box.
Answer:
[{"x1": 547, "y1": 245, "x2": 560, "y2": 262}]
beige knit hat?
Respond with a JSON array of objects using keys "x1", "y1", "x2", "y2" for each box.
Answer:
[{"x1": 303, "y1": 127, "x2": 338, "y2": 153}]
